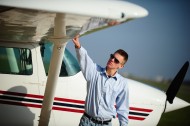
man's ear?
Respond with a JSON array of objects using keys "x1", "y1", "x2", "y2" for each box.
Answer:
[{"x1": 119, "y1": 64, "x2": 124, "y2": 69}]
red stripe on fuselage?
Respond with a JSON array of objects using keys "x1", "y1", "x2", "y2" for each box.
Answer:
[
  {"x1": 0, "y1": 90, "x2": 43, "y2": 99},
  {"x1": 0, "y1": 90, "x2": 85, "y2": 104},
  {"x1": 130, "y1": 107, "x2": 153, "y2": 112},
  {"x1": 128, "y1": 116, "x2": 145, "y2": 121}
]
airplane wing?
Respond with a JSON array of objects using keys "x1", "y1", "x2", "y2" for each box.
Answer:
[{"x1": 0, "y1": 0, "x2": 148, "y2": 43}]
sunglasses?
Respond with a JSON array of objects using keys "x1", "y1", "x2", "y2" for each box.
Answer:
[{"x1": 110, "y1": 54, "x2": 120, "y2": 64}]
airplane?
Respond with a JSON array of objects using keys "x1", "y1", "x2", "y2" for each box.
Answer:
[{"x1": 0, "y1": 0, "x2": 189, "y2": 126}]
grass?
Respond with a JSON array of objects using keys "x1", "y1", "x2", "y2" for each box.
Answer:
[{"x1": 132, "y1": 78, "x2": 190, "y2": 126}]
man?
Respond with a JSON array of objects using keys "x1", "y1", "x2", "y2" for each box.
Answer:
[{"x1": 72, "y1": 35, "x2": 129, "y2": 126}]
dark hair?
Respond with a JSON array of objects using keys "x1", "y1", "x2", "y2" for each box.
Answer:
[{"x1": 114, "y1": 49, "x2": 128, "y2": 64}]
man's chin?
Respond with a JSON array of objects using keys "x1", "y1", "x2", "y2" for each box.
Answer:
[{"x1": 107, "y1": 65, "x2": 113, "y2": 69}]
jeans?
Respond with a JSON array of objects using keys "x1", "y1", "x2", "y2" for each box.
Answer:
[{"x1": 79, "y1": 115, "x2": 112, "y2": 126}]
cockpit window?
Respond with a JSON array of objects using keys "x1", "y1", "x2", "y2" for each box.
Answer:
[
  {"x1": 0, "y1": 46, "x2": 33, "y2": 75},
  {"x1": 40, "y1": 42, "x2": 80, "y2": 77}
]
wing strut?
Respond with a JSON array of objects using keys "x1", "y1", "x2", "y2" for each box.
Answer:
[{"x1": 38, "y1": 13, "x2": 68, "y2": 126}]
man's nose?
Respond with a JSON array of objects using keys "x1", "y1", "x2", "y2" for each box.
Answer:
[{"x1": 110, "y1": 58, "x2": 115, "y2": 62}]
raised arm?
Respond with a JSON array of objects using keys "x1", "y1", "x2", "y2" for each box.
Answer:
[{"x1": 72, "y1": 35, "x2": 97, "y2": 82}]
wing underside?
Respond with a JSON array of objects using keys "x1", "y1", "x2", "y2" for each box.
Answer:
[
  {"x1": 0, "y1": 0, "x2": 148, "y2": 43},
  {"x1": 0, "y1": 8, "x2": 90, "y2": 42}
]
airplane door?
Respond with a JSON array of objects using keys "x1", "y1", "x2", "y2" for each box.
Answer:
[{"x1": 0, "y1": 42, "x2": 45, "y2": 126}]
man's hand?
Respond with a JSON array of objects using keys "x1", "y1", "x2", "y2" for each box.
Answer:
[
  {"x1": 108, "y1": 20, "x2": 120, "y2": 26},
  {"x1": 72, "y1": 34, "x2": 81, "y2": 49}
]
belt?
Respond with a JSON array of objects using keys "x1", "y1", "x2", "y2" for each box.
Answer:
[{"x1": 84, "y1": 113, "x2": 111, "y2": 125}]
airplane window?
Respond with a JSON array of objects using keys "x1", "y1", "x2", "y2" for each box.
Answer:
[
  {"x1": 40, "y1": 42, "x2": 80, "y2": 77},
  {"x1": 0, "y1": 46, "x2": 33, "y2": 75}
]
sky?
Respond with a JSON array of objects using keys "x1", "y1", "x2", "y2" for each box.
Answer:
[{"x1": 67, "y1": 0, "x2": 190, "y2": 81}]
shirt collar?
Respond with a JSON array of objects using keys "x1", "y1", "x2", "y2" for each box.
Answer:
[{"x1": 100, "y1": 68, "x2": 118, "y2": 80}]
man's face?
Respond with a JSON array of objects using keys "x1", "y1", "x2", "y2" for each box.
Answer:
[{"x1": 106, "y1": 53, "x2": 124, "y2": 69}]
